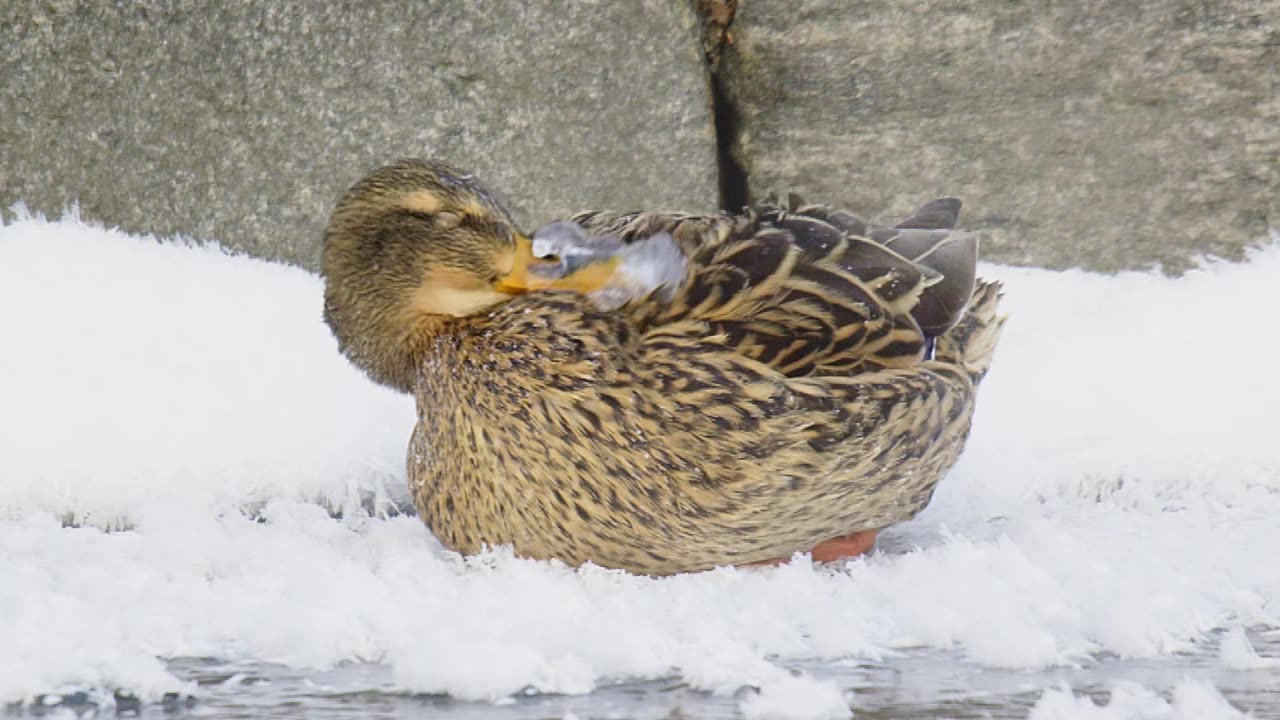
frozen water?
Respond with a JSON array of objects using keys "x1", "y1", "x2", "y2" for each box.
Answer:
[
  {"x1": 1220, "y1": 627, "x2": 1280, "y2": 671},
  {"x1": 2, "y1": 211, "x2": 1278, "y2": 719},
  {"x1": 1028, "y1": 678, "x2": 1254, "y2": 719}
]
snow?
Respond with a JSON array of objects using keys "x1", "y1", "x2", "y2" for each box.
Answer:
[
  {"x1": 2, "y1": 210, "x2": 1277, "y2": 718},
  {"x1": 1029, "y1": 679, "x2": 1251, "y2": 719},
  {"x1": 0, "y1": 208, "x2": 413, "y2": 524},
  {"x1": 739, "y1": 674, "x2": 852, "y2": 720},
  {"x1": 1218, "y1": 627, "x2": 1280, "y2": 671}
]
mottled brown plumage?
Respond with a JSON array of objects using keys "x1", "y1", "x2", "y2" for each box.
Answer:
[{"x1": 322, "y1": 159, "x2": 1004, "y2": 575}]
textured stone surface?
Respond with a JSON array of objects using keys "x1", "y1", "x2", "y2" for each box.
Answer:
[
  {"x1": 722, "y1": 0, "x2": 1279, "y2": 272},
  {"x1": 0, "y1": 1, "x2": 717, "y2": 269}
]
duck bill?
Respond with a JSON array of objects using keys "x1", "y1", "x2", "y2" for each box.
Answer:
[{"x1": 495, "y1": 234, "x2": 620, "y2": 294}]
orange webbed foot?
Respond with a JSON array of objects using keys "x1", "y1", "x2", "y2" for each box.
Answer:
[
  {"x1": 749, "y1": 529, "x2": 879, "y2": 567},
  {"x1": 808, "y1": 529, "x2": 878, "y2": 562}
]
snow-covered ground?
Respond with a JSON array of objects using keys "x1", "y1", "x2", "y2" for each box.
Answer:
[{"x1": 1, "y1": 210, "x2": 1277, "y2": 719}]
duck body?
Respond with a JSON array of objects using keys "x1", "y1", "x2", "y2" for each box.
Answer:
[{"x1": 323, "y1": 160, "x2": 1003, "y2": 575}]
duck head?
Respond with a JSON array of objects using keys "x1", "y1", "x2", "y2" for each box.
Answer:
[{"x1": 321, "y1": 159, "x2": 618, "y2": 392}]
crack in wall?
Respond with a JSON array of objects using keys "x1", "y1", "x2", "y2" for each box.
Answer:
[
  {"x1": 696, "y1": 0, "x2": 749, "y2": 212},
  {"x1": 710, "y1": 69, "x2": 749, "y2": 212}
]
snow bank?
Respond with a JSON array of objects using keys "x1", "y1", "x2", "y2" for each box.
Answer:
[
  {"x1": 0, "y1": 210, "x2": 413, "y2": 524},
  {"x1": 2, "y1": 212, "x2": 1276, "y2": 717},
  {"x1": 1030, "y1": 679, "x2": 1251, "y2": 719}
]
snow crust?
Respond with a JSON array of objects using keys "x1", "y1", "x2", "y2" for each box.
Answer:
[
  {"x1": 1029, "y1": 679, "x2": 1251, "y2": 719},
  {"x1": 1218, "y1": 627, "x2": 1280, "y2": 671},
  {"x1": 2, "y1": 212, "x2": 1277, "y2": 717}
]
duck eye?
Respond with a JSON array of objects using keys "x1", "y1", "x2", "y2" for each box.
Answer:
[
  {"x1": 537, "y1": 253, "x2": 562, "y2": 263},
  {"x1": 435, "y1": 211, "x2": 463, "y2": 230}
]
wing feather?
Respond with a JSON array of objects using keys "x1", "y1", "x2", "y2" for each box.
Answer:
[{"x1": 568, "y1": 197, "x2": 978, "y2": 378}]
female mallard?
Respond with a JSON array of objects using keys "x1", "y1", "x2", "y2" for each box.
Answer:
[{"x1": 322, "y1": 159, "x2": 1003, "y2": 575}]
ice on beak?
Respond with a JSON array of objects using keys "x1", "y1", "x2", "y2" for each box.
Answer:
[
  {"x1": 611, "y1": 231, "x2": 686, "y2": 304},
  {"x1": 529, "y1": 221, "x2": 688, "y2": 309},
  {"x1": 530, "y1": 221, "x2": 624, "y2": 279}
]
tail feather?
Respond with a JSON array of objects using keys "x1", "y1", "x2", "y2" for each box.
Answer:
[
  {"x1": 763, "y1": 196, "x2": 978, "y2": 337},
  {"x1": 878, "y1": 228, "x2": 978, "y2": 338},
  {"x1": 934, "y1": 280, "x2": 1005, "y2": 383},
  {"x1": 894, "y1": 197, "x2": 962, "y2": 231}
]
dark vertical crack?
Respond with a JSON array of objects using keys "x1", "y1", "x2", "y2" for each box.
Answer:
[
  {"x1": 696, "y1": 0, "x2": 748, "y2": 212},
  {"x1": 710, "y1": 70, "x2": 748, "y2": 212}
]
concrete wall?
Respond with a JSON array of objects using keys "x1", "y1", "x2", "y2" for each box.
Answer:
[
  {"x1": 721, "y1": 0, "x2": 1279, "y2": 272},
  {"x1": 1, "y1": 1, "x2": 717, "y2": 269},
  {"x1": 2, "y1": 1, "x2": 1276, "y2": 272}
]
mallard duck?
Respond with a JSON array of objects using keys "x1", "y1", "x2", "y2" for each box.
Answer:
[{"x1": 322, "y1": 159, "x2": 1003, "y2": 575}]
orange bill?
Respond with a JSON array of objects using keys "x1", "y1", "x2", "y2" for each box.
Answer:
[{"x1": 496, "y1": 234, "x2": 620, "y2": 295}]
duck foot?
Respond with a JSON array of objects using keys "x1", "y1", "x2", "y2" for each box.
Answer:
[
  {"x1": 751, "y1": 529, "x2": 879, "y2": 567},
  {"x1": 809, "y1": 529, "x2": 878, "y2": 562}
]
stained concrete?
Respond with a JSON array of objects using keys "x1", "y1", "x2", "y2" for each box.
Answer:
[
  {"x1": 0, "y1": 1, "x2": 718, "y2": 269},
  {"x1": 721, "y1": 0, "x2": 1279, "y2": 272},
  {"x1": 3, "y1": 1, "x2": 1277, "y2": 273}
]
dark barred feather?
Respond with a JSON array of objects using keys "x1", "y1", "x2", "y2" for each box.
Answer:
[{"x1": 572, "y1": 196, "x2": 979, "y2": 378}]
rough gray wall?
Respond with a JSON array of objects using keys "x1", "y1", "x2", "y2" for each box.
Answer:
[
  {"x1": 0, "y1": 1, "x2": 717, "y2": 269},
  {"x1": 2, "y1": 1, "x2": 1276, "y2": 273},
  {"x1": 721, "y1": 0, "x2": 1279, "y2": 272}
]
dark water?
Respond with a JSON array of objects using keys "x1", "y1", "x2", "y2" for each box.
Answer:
[{"x1": 9, "y1": 631, "x2": 1279, "y2": 719}]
